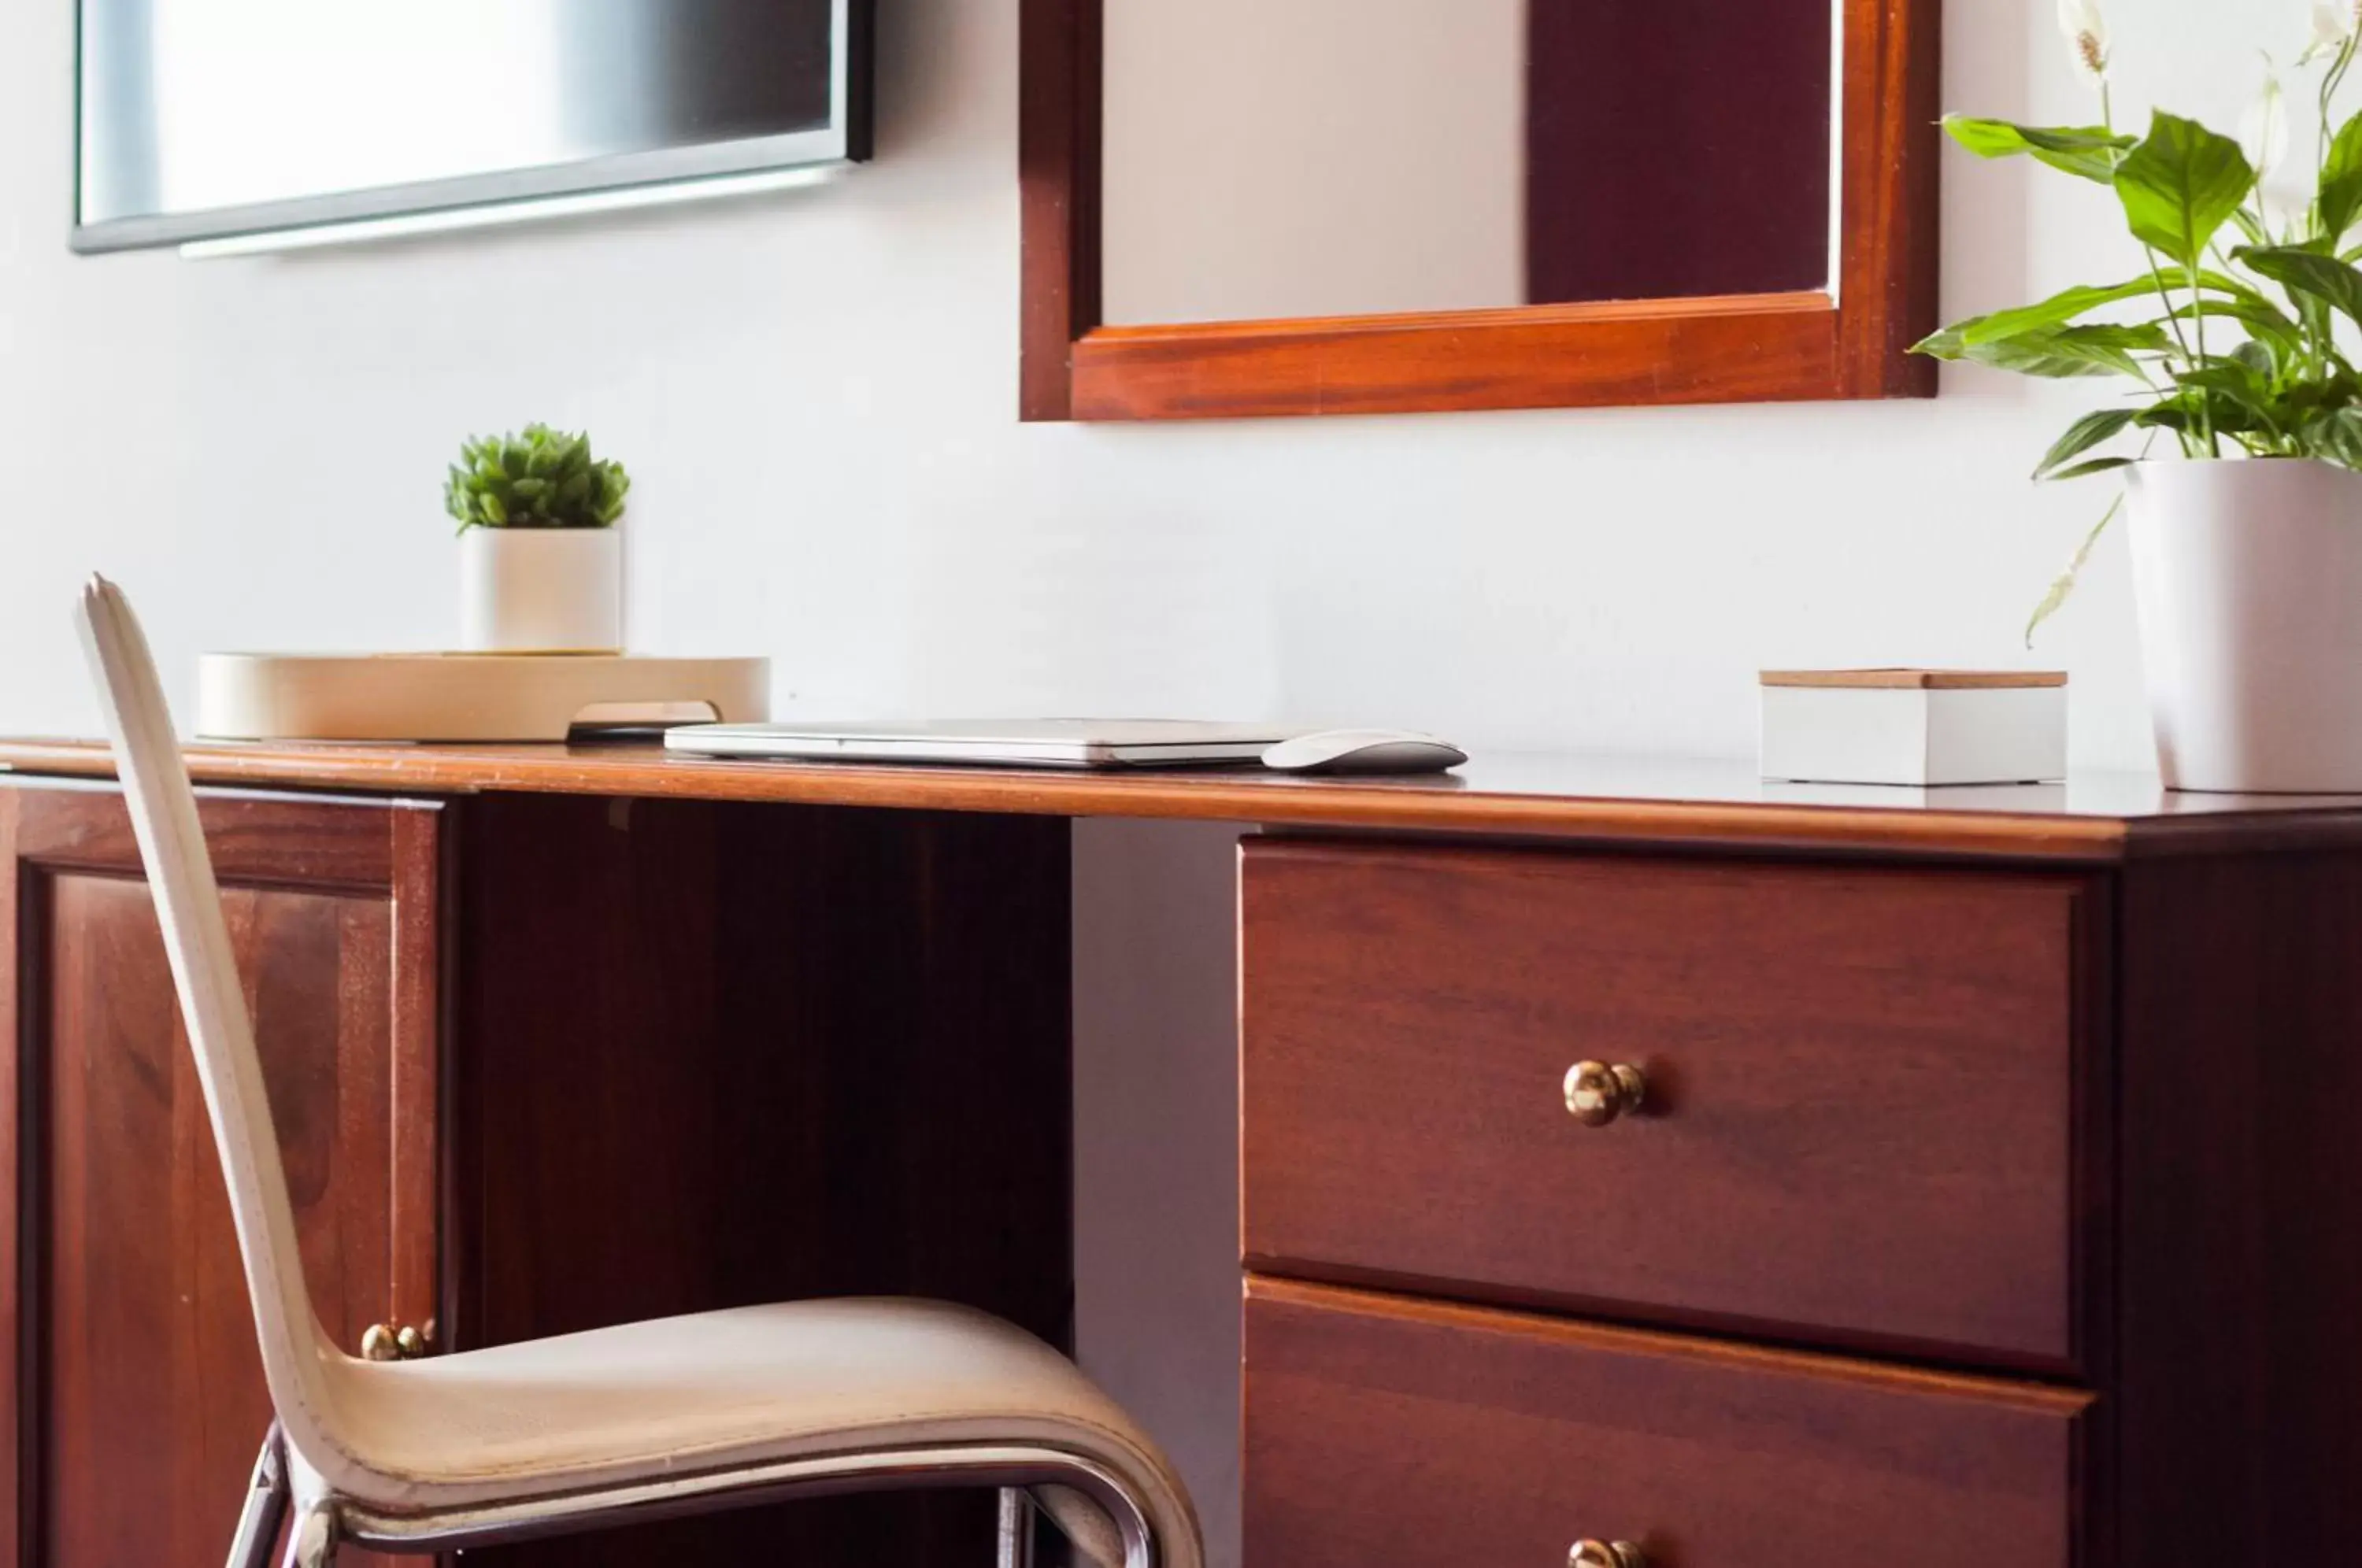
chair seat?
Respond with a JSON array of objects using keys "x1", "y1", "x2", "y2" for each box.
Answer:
[{"x1": 310, "y1": 1298, "x2": 1178, "y2": 1522}]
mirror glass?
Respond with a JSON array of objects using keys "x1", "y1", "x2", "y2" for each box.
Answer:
[{"x1": 1101, "y1": 0, "x2": 1838, "y2": 327}]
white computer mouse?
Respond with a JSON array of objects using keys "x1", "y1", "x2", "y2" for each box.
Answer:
[{"x1": 1261, "y1": 729, "x2": 1469, "y2": 775}]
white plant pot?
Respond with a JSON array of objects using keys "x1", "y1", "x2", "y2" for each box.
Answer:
[
  {"x1": 2128, "y1": 459, "x2": 2362, "y2": 793},
  {"x1": 458, "y1": 527, "x2": 623, "y2": 654}
]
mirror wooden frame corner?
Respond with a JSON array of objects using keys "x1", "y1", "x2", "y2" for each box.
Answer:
[{"x1": 1020, "y1": 0, "x2": 1942, "y2": 423}]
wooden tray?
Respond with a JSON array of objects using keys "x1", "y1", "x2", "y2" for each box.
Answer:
[{"x1": 195, "y1": 653, "x2": 768, "y2": 741}]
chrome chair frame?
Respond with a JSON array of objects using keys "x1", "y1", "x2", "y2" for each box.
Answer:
[{"x1": 223, "y1": 1422, "x2": 1137, "y2": 1566}]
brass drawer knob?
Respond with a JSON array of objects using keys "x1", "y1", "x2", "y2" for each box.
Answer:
[
  {"x1": 1569, "y1": 1543, "x2": 1647, "y2": 1568},
  {"x1": 360, "y1": 1322, "x2": 431, "y2": 1362},
  {"x1": 1563, "y1": 1061, "x2": 1647, "y2": 1127}
]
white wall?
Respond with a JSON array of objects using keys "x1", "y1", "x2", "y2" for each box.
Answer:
[
  {"x1": 1, "y1": 0, "x2": 2312, "y2": 760},
  {"x1": 0, "y1": 3, "x2": 2319, "y2": 1566}
]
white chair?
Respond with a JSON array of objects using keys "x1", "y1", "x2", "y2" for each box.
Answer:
[{"x1": 76, "y1": 575, "x2": 1201, "y2": 1568}]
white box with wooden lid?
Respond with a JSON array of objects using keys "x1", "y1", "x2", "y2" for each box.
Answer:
[{"x1": 1760, "y1": 671, "x2": 2067, "y2": 786}]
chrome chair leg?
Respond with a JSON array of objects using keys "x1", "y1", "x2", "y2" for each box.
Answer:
[
  {"x1": 224, "y1": 1423, "x2": 289, "y2": 1568},
  {"x1": 1027, "y1": 1482, "x2": 1131, "y2": 1568},
  {"x1": 998, "y1": 1487, "x2": 1037, "y2": 1568},
  {"x1": 279, "y1": 1498, "x2": 336, "y2": 1568}
]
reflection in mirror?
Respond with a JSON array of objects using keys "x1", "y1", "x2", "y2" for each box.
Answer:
[{"x1": 1101, "y1": 0, "x2": 1837, "y2": 327}]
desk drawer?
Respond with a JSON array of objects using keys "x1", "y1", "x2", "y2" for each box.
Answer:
[
  {"x1": 1240, "y1": 841, "x2": 2098, "y2": 1368},
  {"x1": 1245, "y1": 1277, "x2": 2086, "y2": 1568}
]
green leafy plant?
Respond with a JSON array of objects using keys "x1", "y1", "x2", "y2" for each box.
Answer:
[
  {"x1": 1917, "y1": 0, "x2": 2362, "y2": 638},
  {"x1": 444, "y1": 425, "x2": 630, "y2": 532}
]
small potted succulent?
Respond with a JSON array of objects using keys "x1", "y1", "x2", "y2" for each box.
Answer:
[{"x1": 445, "y1": 426, "x2": 631, "y2": 654}]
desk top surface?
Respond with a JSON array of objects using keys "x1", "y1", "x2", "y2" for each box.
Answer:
[{"x1": 5, "y1": 736, "x2": 2361, "y2": 863}]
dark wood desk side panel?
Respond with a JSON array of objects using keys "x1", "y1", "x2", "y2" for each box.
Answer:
[
  {"x1": 0, "y1": 786, "x2": 437, "y2": 1568},
  {"x1": 0, "y1": 793, "x2": 17, "y2": 1568},
  {"x1": 2116, "y1": 851, "x2": 2362, "y2": 1563},
  {"x1": 448, "y1": 795, "x2": 1072, "y2": 1568}
]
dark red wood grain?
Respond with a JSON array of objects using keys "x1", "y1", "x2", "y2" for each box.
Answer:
[
  {"x1": 1242, "y1": 839, "x2": 2102, "y2": 1372},
  {"x1": 447, "y1": 794, "x2": 1073, "y2": 1568},
  {"x1": 0, "y1": 783, "x2": 439, "y2": 1568},
  {"x1": 1071, "y1": 292, "x2": 1844, "y2": 420},
  {"x1": 0, "y1": 780, "x2": 1076, "y2": 1568},
  {"x1": 1018, "y1": 0, "x2": 1101, "y2": 421},
  {"x1": 13, "y1": 750, "x2": 2362, "y2": 1568},
  {"x1": 2111, "y1": 850, "x2": 2362, "y2": 1562},
  {"x1": 1244, "y1": 1276, "x2": 2089, "y2": 1568},
  {"x1": 21, "y1": 737, "x2": 2362, "y2": 864}
]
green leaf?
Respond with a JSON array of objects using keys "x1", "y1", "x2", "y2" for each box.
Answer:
[
  {"x1": 2305, "y1": 409, "x2": 2362, "y2": 468},
  {"x1": 2035, "y1": 409, "x2": 2138, "y2": 479},
  {"x1": 2200, "y1": 266, "x2": 2298, "y2": 312},
  {"x1": 2231, "y1": 338, "x2": 2276, "y2": 378},
  {"x1": 1964, "y1": 324, "x2": 2164, "y2": 379},
  {"x1": 1942, "y1": 116, "x2": 2136, "y2": 183},
  {"x1": 2170, "y1": 297, "x2": 2305, "y2": 361},
  {"x1": 2026, "y1": 495, "x2": 2124, "y2": 648},
  {"x1": 2071, "y1": 323, "x2": 2176, "y2": 350},
  {"x1": 2279, "y1": 364, "x2": 2362, "y2": 420},
  {"x1": 1961, "y1": 344, "x2": 2123, "y2": 378},
  {"x1": 1912, "y1": 326, "x2": 1966, "y2": 359},
  {"x1": 2178, "y1": 360, "x2": 2283, "y2": 434},
  {"x1": 2321, "y1": 111, "x2": 2362, "y2": 242},
  {"x1": 2114, "y1": 111, "x2": 2257, "y2": 270},
  {"x1": 2138, "y1": 389, "x2": 2260, "y2": 438},
  {"x1": 478, "y1": 490, "x2": 509, "y2": 525},
  {"x1": 2238, "y1": 244, "x2": 2362, "y2": 330},
  {"x1": 2045, "y1": 457, "x2": 2138, "y2": 479},
  {"x1": 1960, "y1": 279, "x2": 2185, "y2": 345},
  {"x1": 1916, "y1": 280, "x2": 2173, "y2": 363}
]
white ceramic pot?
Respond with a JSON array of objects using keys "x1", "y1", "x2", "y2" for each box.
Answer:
[
  {"x1": 458, "y1": 527, "x2": 622, "y2": 653},
  {"x1": 2128, "y1": 459, "x2": 2362, "y2": 793}
]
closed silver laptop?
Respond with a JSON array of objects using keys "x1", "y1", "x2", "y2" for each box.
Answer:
[{"x1": 663, "y1": 719, "x2": 1292, "y2": 769}]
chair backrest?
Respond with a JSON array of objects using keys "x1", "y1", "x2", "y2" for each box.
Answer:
[{"x1": 74, "y1": 576, "x2": 349, "y2": 1466}]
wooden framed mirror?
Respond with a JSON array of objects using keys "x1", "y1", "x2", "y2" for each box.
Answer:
[{"x1": 1020, "y1": 0, "x2": 1940, "y2": 422}]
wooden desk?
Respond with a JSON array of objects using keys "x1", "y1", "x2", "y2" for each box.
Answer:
[{"x1": 2, "y1": 738, "x2": 2358, "y2": 1568}]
